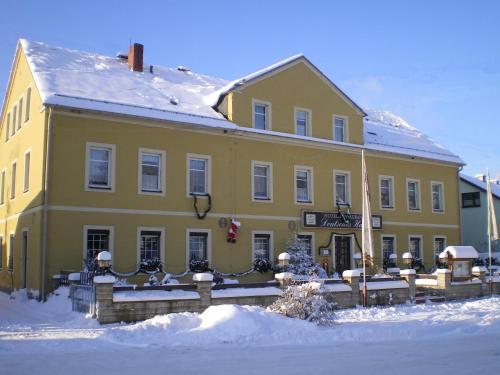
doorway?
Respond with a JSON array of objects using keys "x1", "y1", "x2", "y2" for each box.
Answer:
[
  {"x1": 334, "y1": 235, "x2": 352, "y2": 275},
  {"x1": 21, "y1": 230, "x2": 28, "y2": 289}
]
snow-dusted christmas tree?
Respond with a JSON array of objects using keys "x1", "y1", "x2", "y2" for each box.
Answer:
[{"x1": 280, "y1": 236, "x2": 327, "y2": 278}]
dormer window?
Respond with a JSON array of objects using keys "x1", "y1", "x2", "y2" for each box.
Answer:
[
  {"x1": 334, "y1": 116, "x2": 347, "y2": 142},
  {"x1": 252, "y1": 100, "x2": 271, "y2": 130},
  {"x1": 295, "y1": 108, "x2": 310, "y2": 136}
]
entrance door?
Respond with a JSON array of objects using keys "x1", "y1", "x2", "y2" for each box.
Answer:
[
  {"x1": 21, "y1": 231, "x2": 28, "y2": 289},
  {"x1": 335, "y1": 235, "x2": 351, "y2": 275}
]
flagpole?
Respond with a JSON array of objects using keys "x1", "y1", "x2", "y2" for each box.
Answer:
[{"x1": 487, "y1": 171, "x2": 493, "y2": 296}]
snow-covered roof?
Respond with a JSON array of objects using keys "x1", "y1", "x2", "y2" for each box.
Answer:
[
  {"x1": 18, "y1": 39, "x2": 462, "y2": 165},
  {"x1": 441, "y1": 246, "x2": 479, "y2": 259},
  {"x1": 460, "y1": 174, "x2": 500, "y2": 199},
  {"x1": 364, "y1": 110, "x2": 463, "y2": 165}
]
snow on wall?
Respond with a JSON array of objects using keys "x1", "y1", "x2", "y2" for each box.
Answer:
[
  {"x1": 113, "y1": 290, "x2": 200, "y2": 302},
  {"x1": 211, "y1": 287, "x2": 282, "y2": 298}
]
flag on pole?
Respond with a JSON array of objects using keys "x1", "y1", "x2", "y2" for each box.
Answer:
[
  {"x1": 487, "y1": 172, "x2": 499, "y2": 241},
  {"x1": 361, "y1": 150, "x2": 374, "y2": 264}
]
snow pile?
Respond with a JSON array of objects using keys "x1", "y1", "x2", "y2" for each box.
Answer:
[{"x1": 364, "y1": 109, "x2": 463, "y2": 164}]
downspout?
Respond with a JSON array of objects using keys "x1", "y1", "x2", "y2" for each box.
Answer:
[{"x1": 39, "y1": 107, "x2": 53, "y2": 301}]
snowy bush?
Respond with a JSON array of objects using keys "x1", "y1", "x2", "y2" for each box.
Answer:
[
  {"x1": 275, "y1": 237, "x2": 327, "y2": 278},
  {"x1": 269, "y1": 281, "x2": 335, "y2": 326}
]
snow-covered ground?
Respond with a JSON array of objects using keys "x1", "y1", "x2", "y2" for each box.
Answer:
[{"x1": 1, "y1": 288, "x2": 500, "y2": 375}]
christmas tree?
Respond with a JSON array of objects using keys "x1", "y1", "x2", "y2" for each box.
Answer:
[{"x1": 281, "y1": 236, "x2": 327, "y2": 278}]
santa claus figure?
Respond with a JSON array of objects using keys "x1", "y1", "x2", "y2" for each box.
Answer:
[{"x1": 227, "y1": 218, "x2": 241, "y2": 243}]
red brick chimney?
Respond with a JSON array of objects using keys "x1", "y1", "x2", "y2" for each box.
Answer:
[{"x1": 128, "y1": 43, "x2": 143, "y2": 72}]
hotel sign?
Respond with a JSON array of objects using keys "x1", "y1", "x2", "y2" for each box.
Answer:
[{"x1": 302, "y1": 211, "x2": 382, "y2": 230}]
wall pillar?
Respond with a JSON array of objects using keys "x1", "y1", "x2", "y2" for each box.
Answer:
[
  {"x1": 472, "y1": 266, "x2": 487, "y2": 296},
  {"x1": 193, "y1": 273, "x2": 213, "y2": 310},
  {"x1": 93, "y1": 275, "x2": 115, "y2": 322},
  {"x1": 436, "y1": 269, "x2": 451, "y2": 291},
  {"x1": 400, "y1": 269, "x2": 416, "y2": 301},
  {"x1": 342, "y1": 270, "x2": 360, "y2": 306},
  {"x1": 275, "y1": 272, "x2": 294, "y2": 289}
]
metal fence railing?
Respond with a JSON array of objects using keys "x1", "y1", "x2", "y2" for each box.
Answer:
[{"x1": 70, "y1": 284, "x2": 95, "y2": 315}]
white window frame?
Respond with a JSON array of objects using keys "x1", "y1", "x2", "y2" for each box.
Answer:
[
  {"x1": 431, "y1": 181, "x2": 445, "y2": 214},
  {"x1": 85, "y1": 142, "x2": 116, "y2": 192},
  {"x1": 137, "y1": 226, "x2": 165, "y2": 264},
  {"x1": 379, "y1": 175, "x2": 395, "y2": 210},
  {"x1": 297, "y1": 232, "x2": 315, "y2": 261},
  {"x1": 186, "y1": 153, "x2": 211, "y2": 197},
  {"x1": 252, "y1": 99, "x2": 272, "y2": 130},
  {"x1": 186, "y1": 229, "x2": 212, "y2": 266},
  {"x1": 333, "y1": 115, "x2": 349, "y2": 142},
  {"x1": 294, "y1": 166, "x2": 313, "y2": 205},
  {"x1": 406, "y1": 178, "x2": 421, "y2": 212},
  {"x1": 138, "y1": 148, "x2": 166, "y2": 196},
  {"x1": 433, "y1": 235, "x2": 447, "y2": 259},
  {"x1": 4, "y1": 112, "x2": 10, "y2": 142},
  {"x1": 251, "y1": 230, "x2": 274, "y2": 262},
  {"x1": 23, "y1": 149, "x2": 31, "y2": 194},
  {"x1": 251, "y1": 160, "x2": 273, "y2": 202},
  {"x1": 294, "y1": 107, "x2": 311, "y2": 137},
  {"x1": 380, "y1": 234, "x2": 397, "y2": 261},
  {"x1": 82, "y1": 225, "x2": 114, "y2": 262},
  {"x1": 11, "y1": 160, "x2": 17, "y2": 200},
  {"x1": 0, "y1": 169, "x2": 5, "y2": 205},
  {"x1": 25, "y1": 87, "x2": 31, "y2": 124},
  {"x1": 333, "y1": 170, "x2": 351, "y2": 205},
  {"x1": 0, "y1": 235, "x2": 3, "y2": 269},
  {"x1": 408, "y1": 235, "x2": 424, "y2": 262}
]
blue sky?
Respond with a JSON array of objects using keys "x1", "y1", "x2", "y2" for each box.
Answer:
[{"x1": 1, "y1": 0, "x2": 499, "y2": 177}]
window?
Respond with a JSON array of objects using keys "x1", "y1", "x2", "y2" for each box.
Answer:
[
  {"x1": 334, "y1": 171, "x2": 350, "y2": 205},
  {"x1": 253, "y1": 101, "x2": 270, "y2": 130},
  {"x1": 295, "y1": 109, "x2": 310, "y2": 136},
  {"x1": 295, "y1": 167, "x2": 312, "y2": 203},
  {"x1": 85, "y1": 228, "x2": 111, "y2": 261},
  {"x1": 4, "y1": 112, "x2": 9, "y2": 142},
  {"x1": 382, "y1": 235, "x2": 396, "y2": 260},
  {"x1": 25, "y1": 88, "x2": 31, "y2": 123},
  {"x1": 188, "y1": 155, "x2": 210, "y2": 195},
  {"x1": 0, "y1": 171, "x2": 4, "y2": 205},
  {"x1": 253, "y1": 232, "x2": 272, "y2": 261},
  {"x1": 11, "y1": 162, "x2": 16, "y2": 199},
  {"x1": 409, "y1": 236, "x2": 422, "y2": 259},
  {"x1": 297, "y1": 234, "x2": 313, "y2": 256},
  {"x1": 334, "y1": 116, "x2": 347, "y2": 142},
  {"x1": 11, "y1": 105, "x2": 16, "y2": 136},
  {"x1": 86, "y1": 143, "x2": 115, "y2": 191},
  {"x1": 188, "y1": 231, "x2": 209, "y2": 262},
  {"x1": 139, "y1": 149, "x2": 164, "y2": 194},
  {"x1": 0, "y1": 236, "x2": 3, "y2": 269},
  {"x1": 462, "y1": 192, "x2": 480, "y2": 208},
  {"x1": 431, "y1": 182, "x2": 444, "y2": 212},
  {"x1": 433, "y1": 236, "x2": 446, "y2": 260},
  {"x1": 407, "y1": 179, "x2": 420, "y2": 211},
  {"x1": 379, "y1": 176, "x2": 394, "y2": 209},
  {"x1": 139, "y1": 229, "x2": 163, "y2": 262},
  {"x1": 17, "y1": 98, "x2": 23, "y2": 130},
  {"x1": 252, "y1": 161, "x2": 272, "y2": 201},
  {"x1": 23, "y1": 152, "x2": 30, "y2": 193},
  {"x1": 8, "y1": 234, "x2": 14, "y2": 271}
]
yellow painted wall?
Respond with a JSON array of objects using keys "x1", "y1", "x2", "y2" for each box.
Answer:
[
  {"x1": 0, "y1": 46, "x2": 46, "y2": 292},
  {"x1": 226, "y1": 60, "x2": 364, "y2": 144}
]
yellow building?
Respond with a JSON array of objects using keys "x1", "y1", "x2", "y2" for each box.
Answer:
[{"x1": 0, "y1": 40, "x2": 464, "y2": 298}]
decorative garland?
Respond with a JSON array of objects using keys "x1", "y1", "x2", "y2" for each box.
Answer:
[{"x1": 191, "y1": 193, "x2": 212, "y2": 219}]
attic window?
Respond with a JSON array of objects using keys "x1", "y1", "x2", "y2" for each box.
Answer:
[
  {"x1": 367, "y1": 131, "x2": 377, "y2": 136},
  {"x1": 116, "y1": 52, "x2": 128, "y2": 60},
  {"x1": 170, "y1": 96, "x2": 179, "y2": 105},
  {"x1": 177, "y1": 66, "x2": 191, "y2": 73}
]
